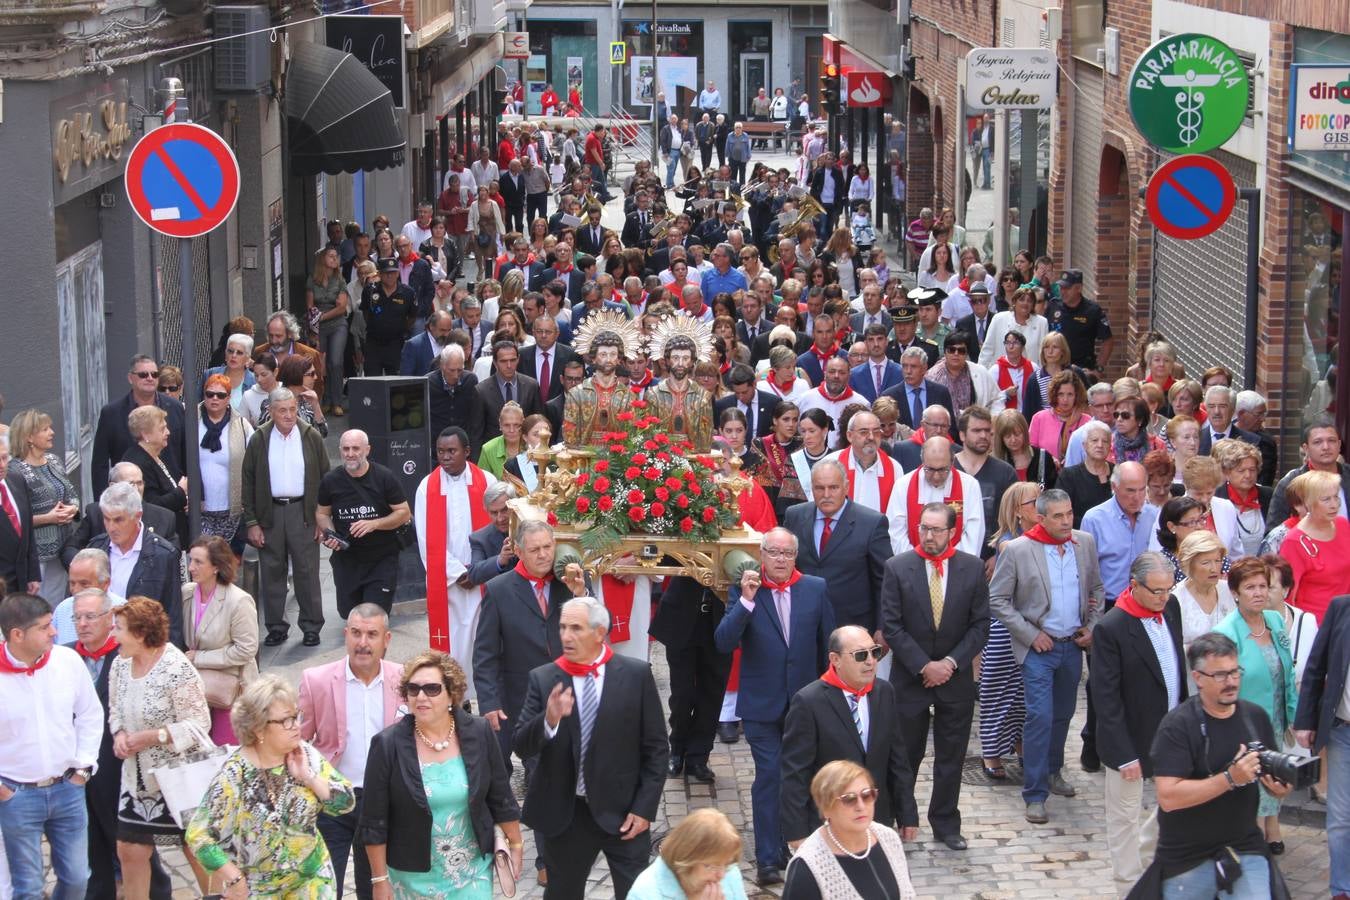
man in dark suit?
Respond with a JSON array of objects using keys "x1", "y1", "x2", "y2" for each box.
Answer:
[
  {"x1": 1265, "y1": 417, "x2": 1350, "y2": 529},
  {"x1": 794, "y1": 315, "x2": 846, "y2": 387},
  {"x1": 1235, "y1": 391, "x2": 1279, "y2": 486},
  {"x1": 0, "y1": 438, "x2": 42, "y2": 595},
  {"x1": 545, "y1": 359, "x2": 586, "y2": 439},
  {"x1": 535, "y1": 252, "x2": 588, "y2": 304},
  {"x1": 477, "y1": 341, "x2": 543, "y2": 443},
  {"x1": 714, "y1": 364, "x2": 778, "y2": 439},
  {"x1": 650, "y1": 576, "x2": 733, "y2": 785},
  {"x1": 86, "y1": 483, "x2": 183, "y2": 647},
  {"x1": 61, "y1": 462, "x2": 178, "y2": 567},
  {"x1": 466, "y1": 482, "x2": 517, "y2": 587},
  {"x1": 881, "y1": 501, "x2": 991, "y2": 850},
  {"x1": 882, "y1": 346, "x2": 957, "y2": 430},
  {"x1": 474, "y1": 520, "x2": 587, "y2": 778},
  {"x1": 513, "y1": 595, "x2": 668, "y2": 900},
  {"x1": 850, "y1": 284, "x2": 893, "y2": 335},
  {"x1": 518, "y1": 315, "x2": 582, "y2": 403},
  {"x1": 498, "y1": 159, "x2": 528, "y2": 233},
  {"x1": 886, "y1": 307, "x2": 941, "y2": 368},
  {"x1": 780, "y1": 625, "x2": 919, "y2": 847},
  {"x1": 393, "y1": 234, "x2": 436, "y2": 324},
  {"x1": 849, "y1": 324, "x2": 906, "y2": 401},
  {"x1": 1295, "y1": 593, "x2": 1350, "y2": 897},
  {"x1": 620, "y1": 191, "x2": 656, "y2": 249},
  {"x1": 1089, "y1": 551, "x2": 1186, "y2": 889},
  {"x1": 496, "y1": 237, "x2": 547, "y2": 287},
  {"x1": 426, "y1": 345, "x2": 485, "y2": 460},
  {"x1": 714, "y1": 528, "x2": 835, "y2": 885},
  {"x1": 784, "y1": 459, "x2": 891, "y2": 635},
  {"x1": 91, "y1": 354, "x2": 187, "y2": 496},
  {"x1": 954, "y1": 286, "x2": 996, "y2": 360},
  {"x1": 399, "y1": 309, "x2": 456, "y2": 376},
  {"x1": 808, "y1": 153, "x2": 847, "y2": 232},
  {"x1": 574, "y1": 205, "x2": 607, "y2": 257},
  {"x1": 1197, "y1": 384, "x2": 1260, "y2": 456}
]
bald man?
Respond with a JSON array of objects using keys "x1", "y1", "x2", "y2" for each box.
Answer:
[{"x1": 316, "y1": 430, "x2": 413, "y2": 618}]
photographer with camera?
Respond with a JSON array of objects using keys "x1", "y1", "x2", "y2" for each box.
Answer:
[{"x1": 1129, "y1": 632, "x2": 1294, "y2": 899}]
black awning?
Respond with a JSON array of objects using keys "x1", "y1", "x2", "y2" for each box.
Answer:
[{"x1": 285, "y1": 42, "x2": 406, "y2": 176}]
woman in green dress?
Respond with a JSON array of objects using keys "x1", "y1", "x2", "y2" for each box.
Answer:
[{"x1": 362, "y1": 651, "x2": 523, "y2": 900}]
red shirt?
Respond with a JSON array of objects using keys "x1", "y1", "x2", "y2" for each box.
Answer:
[
  {"x1": 540, "y1": 90, "x2": 560, "y2": 114},
  {"x1": 585, "y1": 132, "x2": 605, "y2": 167},
  {"x1": 1280, "y1": 517, "x2": 1350, "y2": 624},
  {"x1": 497, "y1": 138, "x2": 516, "y2": 170}
]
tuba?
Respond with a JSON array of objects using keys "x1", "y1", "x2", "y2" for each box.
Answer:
[{"x1": 767, "y1": 194, "x2": 826, "y2": 263}]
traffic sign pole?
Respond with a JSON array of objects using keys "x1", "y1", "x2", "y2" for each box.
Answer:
[{"x1": 181, "y1": 235, "x2": 200, "y2": 541}]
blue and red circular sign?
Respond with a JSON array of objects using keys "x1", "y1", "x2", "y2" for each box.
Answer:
[
  {"x1": 1145, "y1": 154, "x2": 1237, "y2": 241},
  {"x1": 125, "y1": 123, "x2": 240, "y2": 238}
]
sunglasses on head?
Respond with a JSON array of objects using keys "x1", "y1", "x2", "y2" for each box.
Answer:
[
  {"x1": 402, "y1": 682, "x2": 445, "y2": 698},
  {"x1": 846, "y1": 646, "x2": 886, "y2": 663}
]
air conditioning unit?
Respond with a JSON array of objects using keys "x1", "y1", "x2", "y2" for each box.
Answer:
[{"x1": 214, "y1": 5, "x2": 271, "y2": 94}]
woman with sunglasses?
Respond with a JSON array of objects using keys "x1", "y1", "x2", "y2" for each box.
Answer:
[
  {"x1": 274, "y1": 355, "x2": 329, "y2": 437},
  {"x1": 1151, "y1": 496, "x2": 1221, "y2": 584},
  {"x1": 362, "y1": 651, "x2": 522, "y2": 900},
  {"x1": 124, "y1": 404, "x2": 189, "y2": 541},
  {"x1": 200, "y1": 334, "x2": 257, "y2": 415},
  {"x1": 197, "y1": 374, "x2": 255, "y2": 552},
  {"x1": 188, "y1": 674, "x2": 354, "y2": 900},
  {"x1": 782, "y1": 760, "x2": 916, "y2": 900},
  {"x1": 1278, "y1": 469, "x2": 1350, "y2": 624},
  {"x1": 156, "y1": 366, "x2": 185, "y2": 406},
  {"x1": 1107, "y1": 396, "x2": 1164, "y2": 465}
]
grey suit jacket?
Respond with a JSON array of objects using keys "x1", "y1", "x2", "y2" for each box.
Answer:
[{"x1": 987, "y1": 531, "x2": 1105, "y2": 663}]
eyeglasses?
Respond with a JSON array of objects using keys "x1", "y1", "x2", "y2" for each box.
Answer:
[
  {"x1": 923, "y1": 465, "x2": 951, "y2": 476},
  {"x1": 1177, "y1": 517, "x2": 1206, "y2": 528},
  {"x1": 266, "y1": 714, "x2": 302, "y2": 729},
  {"x1": 762, "y1": 548, "x2": 796, "y2": 559},
  {"x1": 1113, "y1": 411, "x2": 1134, "y2": 420},
  {"x1": 945, "y1": 347, "x2": 968, "y2": 355},
  {"x1": 847, "y1": 646, "x2": 886, "y2": 662},
  {"x1": 73, "y1": 611, "x2": 111, "y2": 622},
  {"x1": 402, "y1": 682, "x2": 446, "y2": 698},
  {"x1": 204, "y1": 390, "x2": 229, "y2": 400},
  {"x1": 159, "y1": 385, "x2": 183, "y2": 393},
  {"x1": 836, "y1": 787, "x2": 879, "y2": 806},
  {"x1": 225, "y1": 348, "x2": 248, "y2": 356},
  {"x1": 917, "y1": 524, "x2": 952, "y2": 535},
  {"x1": 1195, "y1": 666, "x2": 1244, "y2": 683},
  {"x1": 134, "y1": 370, "x2": 160, "y2": 380},
  {"x1": 920, "y1": 420, "x2": 947, "y2": 432}
]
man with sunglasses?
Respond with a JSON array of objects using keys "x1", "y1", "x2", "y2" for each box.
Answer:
[
  {"x1": 881, "y1": 502, "x2": 990, "y2": 850},
  {"x1": 781, "y1": 625, "x2": 919, "y2": 851},
  {"x1": 91, "y1": 354, "x2": 187, "y2": 497}
]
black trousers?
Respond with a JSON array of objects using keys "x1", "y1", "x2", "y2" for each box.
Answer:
[
  {"x1": 665, "y1": 611, "x2": 733, "y2": 764},
  {"x1": 699, "y1": 143, "x2": 714, "y2": 170},
  {"x1": 365, "y1": 339, "x2": 402, "y2": 376},
  {"x1": 540, "y1": 796, "x2": 649, "y2": 900},
  {"x1": 331, "y1": 552, "x2": 400, "y2": 618},
  {"x1": 526, "y1": 192, "x2": 549, "y2": 225},
  {"x1": 86, "y1": 772, "x2": 172, "y2": 900},
  {"x1": 506, "y1": 205, "x2": 526, "y2": 233},
  {"x1": 896, "y1": 696, "x2": 975, "y2": 838},
  {"x1": 729, "y1": 160, "x2": 747, "y2": 183},
  {"x1": 316, "y1": 788, "x2": 371, "y2": 900}
]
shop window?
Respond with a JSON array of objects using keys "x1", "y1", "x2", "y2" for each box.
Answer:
[
  {"x1": 1071, "y1": 0, "x2": 1105, "y2": 66},
  {"x1": 1292, "y1": 192, "x2": 1343, "y2": 431}
]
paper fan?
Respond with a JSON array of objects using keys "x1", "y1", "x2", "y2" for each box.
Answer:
[
  {"x1": 646, "y1": 314, "x2": 715, "y2": 364},
  {"x1": 572, "y1": 309, "x2": 645, "y2": 361}
]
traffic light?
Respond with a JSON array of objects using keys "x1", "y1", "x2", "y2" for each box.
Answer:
[{"x1": 820, "y1": 63, "x2": 840, "y2": 115}]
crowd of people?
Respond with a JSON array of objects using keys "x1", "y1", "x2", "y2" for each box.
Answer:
[{"x1": 0, "y1": 115, "x2": 1348, "y2": 900}]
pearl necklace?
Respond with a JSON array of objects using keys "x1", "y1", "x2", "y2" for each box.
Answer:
[
  {"x1": 825, "y1": 822, "x2": 872, "y2": 860},
  {"x1": 415, "y1": 721, "x2": 457, "y2": 752}
]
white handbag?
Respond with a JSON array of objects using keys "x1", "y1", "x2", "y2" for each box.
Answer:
[{"x1": 150, "y1": 721, "x2": 234, "y2": 828}]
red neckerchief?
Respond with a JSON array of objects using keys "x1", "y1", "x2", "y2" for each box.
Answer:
[
  {"x1": 908, "y1": 427, "x2": 953, "y2": 445},
  {"x1": 556, "y1": 643, "x2": 613, "y2": 678},
  {"x1": 1229, "y1": 486, "x2": 1261, "y2": 513},
  {"x1": 555, "y1": 263, "x2": 574, "y2": 275},
  {"x1": 719, "y1": 360, "x2": 732, "y2": 375},
  {"x1": 834, "y1": 327, "x2": 851, "y2": 346},
  {"x1": 906, "y1": 470, "x2": 964, "y2": 549},
  {"x1": 820, "y1": 663, "x2": 873, "y2": 698},
  {"x1": 766, "y1": 369, "x2": 796, "y2": 393},
  {"x1": 995, "y1": 356, "x2": 1035, "y2": 405},
  {"x1": 840, "y1": 447, "x2": 897, "y2": 509},
  {"x1": 1114, "y1": 586, "x2": 1163, "y2": 623},
  {"x1": 958, "y1": 276, "x2": 970, "y2": 292},
  {"x1": 760, "y1": 568, "x2": 803, "y2": 591},
  {"x1": 75, "y1": 635, "x2": 119, "y2": 662},
  {"x1": 1023, "y1": 523, "x2": 1075, "y2": 545},
  {"x1": 513, "y1": 559, "x2": 554, "y2": 592},
  {"x1": 399, "y1": 251, "x2": 420, "y2": 264},
  {"x1": 913, "y1": 541, "x2": 957, "y2": 575},
  {"x1": 0, "y1": 648, "x2": 51, "y2": 676},
  {"x1": 809, "y1": 343, "x2": 839, "y2": 367},
  {"x1": 817, "y1": 383, "x2": 855, "y2": 402},
  {"x1": 629, "y1": 369, "x2": 653, "y2": 392},
  {"x1": 1283, "y1": 514, "x2": 1300, "y2": 529}
]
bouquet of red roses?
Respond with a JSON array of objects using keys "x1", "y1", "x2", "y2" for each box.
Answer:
[{"x1": 555, "y1": 399, "x2": 740, "y2": 552}]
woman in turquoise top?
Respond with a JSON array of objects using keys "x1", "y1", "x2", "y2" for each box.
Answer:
[
  {"x1": 1214, "y1": 556, "x2": 1298, "y2": 855},
  {"x1": 628, "y1": 808, "x2": 748, "y2": 900}
]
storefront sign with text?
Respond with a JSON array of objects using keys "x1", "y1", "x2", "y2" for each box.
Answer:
[
  {"x1": 965, "y1": 48, "x2": 1056, "y2": 111},
  {"x1": 1291, "y1": 65, "x2": 1350, "y2": 151},
  {"x1": 51, "y1": 80, "x2": 132, "y2": 201}
]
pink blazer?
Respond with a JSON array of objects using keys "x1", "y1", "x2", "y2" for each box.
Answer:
[
  {"x1": 298, "y1": 657, "x2": 405, "y2": 768},
  {"x1": 1028, "y1": 410, "x2": 1090, "y2": 462}
]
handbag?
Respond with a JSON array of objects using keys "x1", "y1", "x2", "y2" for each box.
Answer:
[
  {"x1": 493, "y1": 826, "x2": 522, "y2": 897},
  {"x1": 476, "y1": 229, "x2": 493, "y2": 248},
  {"x1": 197, "y1": 668, "x2": 242, "y2": 710},
  {"x1": 150, "y1": 721, "x2": 233, "y2": 828}
]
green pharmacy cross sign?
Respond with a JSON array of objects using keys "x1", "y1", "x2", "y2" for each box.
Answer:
[{"x1": 1129, "y1": 33, "x2": 1251, "y2": 154}]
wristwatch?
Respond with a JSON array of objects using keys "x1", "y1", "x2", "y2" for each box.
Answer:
[
  {"x1": 158, "y1": 728, "x2": 170, "y2": 745},
  {"x1": 69, "y1": 768, "x2": 91, "y2": 781}
]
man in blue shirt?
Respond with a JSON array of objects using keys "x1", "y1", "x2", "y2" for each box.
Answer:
[{"x1": 700, "y1": 243, "x2": 749, "y2": 300}]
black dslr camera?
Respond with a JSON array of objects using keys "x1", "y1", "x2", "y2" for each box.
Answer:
[{"x1": 1244, "y1": 741, "x2": 1321, "y2": 789}]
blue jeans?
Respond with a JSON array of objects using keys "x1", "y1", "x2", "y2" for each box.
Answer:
[
  {"x1": 742, "y1": 718, "x2": 785, "y2": 870},
  {"x1": 665, "y1": 148, "x2": 683, "y2": 188},
  {"x1": 0, "y1": 778, "x2": 90, "y2": 900},
  {"x1": 1162, "y1": 854, "x2": 1269, "y2": 898},
  {"x1": 1020, "y1": 641, "x2": 1082, "y2": 804},
  {"x1": 1329, "y1": 720, "x2": 1350, "y2": 894},
  {"x1": 588, "y1": 163, "x2": 611, "y2": 201},
  {"x1": 980, "y1": 146, "x2": 992, "y2": 188},
  {"x1": 318, "y1": 318, "x2": 349, "y2": 407}
]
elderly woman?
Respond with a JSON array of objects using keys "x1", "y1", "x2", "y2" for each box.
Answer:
[
  {"x1": 1164, "y1": 414, "x2": 1200, "y2": 482},
  {"x1": 1213, "y1": 438, "x2": 1270, "y2": 557},
  {"x1": 1172, "y1": 530, "x2": 1235, "y2": 652},
  {"x1": 1151, "y1": 496, "x2": 1220, "y2": 583},
  {"x1": 242, "y1": 352, "x2": 279, "y2": 427},
  {"x1": 1028, "y1": 370, "x2": 1090, "y2": 464},
  {"x1": 276, "y1": 355, "x2": 329, "y2": 437},
  {"x1": 1142, "y1": 449, "x2": 1176, "y2": 508},
  {"x1": 478, "y1": 400, "x2": 524, "y2": 480},
  {"x1": 187, "y1": 675, "x2": 355, "y2": 900},
  {"x1": 362, "y1": 651, "x2": 522, "y2": 900},
  {"x1": 629, "y1": 808, "x2": 747, "y2": 900},
  {"x1": 202, "y1": 333, "x2": 258, "y2": 414},
  {"x1": 110, "y1": 596, "x2": 213, "y2": 898},
  {"x1": 503, "y1": 413, "x2": 553, "y2": 495},
  {"x1": 1179, "y1": 455, "x2": 1245, "y2": 560},
  {"x1": 1055, "y1": 419, "x2": 1112, "y2": 528},
  {"x1": 307, "y1": 246, "x2": 350, "y2": 415},
  {"x1": 760, "y1": 345, "x2": 811, "y2": 404},
  {"x1": 753, "y1": 401, "x2": 802, "y2": 521},
  {"x1": 979, "y1": 286, "x2": 1048, "y2": 371},
  {"x1": 124, "y1": 405, "x2": 188, "y2": 540},
  {"x1": 991, "y1": 408, "x2": 1057, "y2": 489},
  {"x1": 183, "y1": 535, "x2": 259, "y2": 744},
  {"x1": 782, "y1": 760, "x2": 916, "y2": 900},
  {"x1": 1138, "y1": 340, "x2": 1180, "y2": 413},
  {"x1": 7, "y1": 409, "x2": 79, "y2": 601},
  {"x1": 1279, "y1": 469, "x2": 1350, "y2": 624},
  {"x1": 1108, "y1": 395, "x2": 1164, "y2": 465},
  {"x1": 1214, "y1": 557, "x2": 1298, "y2": 853},
  {"x1": 198, "y1": 374, "x2": 255, "y2": 551}
]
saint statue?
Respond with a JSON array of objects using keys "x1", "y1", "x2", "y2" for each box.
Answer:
[{"x1": 644, "y1": 318, "x2": 714, "y2": 452}]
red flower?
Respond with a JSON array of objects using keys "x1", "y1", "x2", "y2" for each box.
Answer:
[
  {"x1": 631, "y1": 452, "x2": 648, "y2": 466},
  {"x1": 616, "y1": 411, "x2": 635, "y2": 422},
  {"x1": 654, "y1": 433, "x2": 670, "y2": 445},
  {"x1": 628, "y1": 505, "x2": 647, "y2": 522},
  {"x1": 643, "y1": 466, "x2": 661, "y2": 480},
  {"x1": 665, "y1": 476, "x2": 683, "y2": 491},
  {"x1": 643, "y1": 439, "x2": 659, "y2": 451},
  {"x1": 627, "y1": 488, "x2": 644, "y2": 505},
  {"x1": 575, "y1": 496, "x2": 591, "y2": 513},
  {"x1": 593, "y1": 460, "x2": 609, "y2": 473},
  {"x1": 576, "y1": 472, "x2": 591, "y2": 486},
  {"x1": 717, "y1": 489, "x2": 729, "y2": 503},
  {"x1": 689, "y1": 483, "x2": 703, "y2": 496},
  {"x1": 654, "y1": 487, "x2": 670, "y2": 502},
  {"x1": 611, "y1": 431, "x2": 629, "y2": 441},
  {"x1": 609, "y1": 444, "x2": 625, "y2": 453},
  {"x1": 702, "y1": 506, "x2": 717, "y2": 523},
  {"x1": 650, "y1": 502, "x2": 666, "y2": 517},
  {"x1": 632, "y1": 399, "x2": 648, "y2": 409},
  {"x1": 656, "y1": 451, "x2": 671, "y2": 462},
  {"x1": 679, "y1": 516, "x2": 695, "y2": 533},
  {"x1": 547, "y1": 510, "x2": 559, "y2": 525},
  {"x1": 625, "y1": 466, "x2": 641, "y2": 480},
  {"x1": 597, "y1": 495, "x2": 614, "y2": 511},
  {"x1": 684, "y1": 469, "x2": 699, "y2": 482},
  {"x1": 675, "y1": 493, "x2": 691, "y2": 509},
  {"x1": 593, "y1": 476, "x2": 611, "y2": 492}
]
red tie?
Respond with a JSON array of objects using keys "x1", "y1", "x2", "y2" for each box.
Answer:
[
  {"x1": 0, "y1": 484, "x2": 19, "y2": 537},
  {"x1": 819, "y1": 516, "x2": 832, "y2": 554},
  {"x1": 534, "y1": 582, "x2": 548, "y2": 617},
  {"x1": 540, "y1": 350, "x2": 552, "y2": 398}
]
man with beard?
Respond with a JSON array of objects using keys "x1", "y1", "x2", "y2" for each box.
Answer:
[
  {"x1": 647, "y1": 335, "x2": 714, "y2": 451},
  {"x1": 952, "y1": 405, "x2": 1016, "y2": 571},
  {"x1": 563, "y1": 332, "x2": 641, "y2": 447},
  {"x1": 796, "y1": 356, "x2": 858, "y2": 448},
  {"x1": 399, "y1": 309, "x2": 457, "y2": 376}
]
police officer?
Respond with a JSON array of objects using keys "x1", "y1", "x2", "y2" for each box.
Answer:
[
  {"x1": 1047, "y1": 269, "x2": 1114, "y2": 379},
  {"x1": 363, "y1": 257, "x2": 416, "y2": 375}
]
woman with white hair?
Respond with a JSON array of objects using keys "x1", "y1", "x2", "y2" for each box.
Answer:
[{"x1": 201, "y1": 333, "x2": 257, "y2": 414}]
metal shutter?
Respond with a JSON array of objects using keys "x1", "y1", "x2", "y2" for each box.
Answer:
[{"x1": 1069, "y1": 66, "x2": 1103, "y2": 298}]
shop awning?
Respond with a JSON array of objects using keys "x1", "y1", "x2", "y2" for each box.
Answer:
[
  {"x1": 285, "y1": 42, "x2": 406, "y2": 176},
  {"x1": 434, "y1": 33, "x2": 504, "y2": 117}
]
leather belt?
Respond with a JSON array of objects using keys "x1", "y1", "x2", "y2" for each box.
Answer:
[
  {"x1": 5, "y1": 769, "x2": 74, "y2": 788},
  {"x1": 273, "y1": 497, "x2": 303, "y2": 505}
]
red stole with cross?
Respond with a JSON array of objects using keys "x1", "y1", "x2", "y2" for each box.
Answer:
[{"x1": 425, "y1": 464, "x2": 490, "y2": 652}]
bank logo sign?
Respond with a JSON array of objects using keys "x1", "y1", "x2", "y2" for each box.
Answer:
[
  {"x1": 1129, "y1": 33, "x2": 1250, "y2": 154},
  {"x1": 1290, "y1": 65, "x2": 1350, "y2": 151}
]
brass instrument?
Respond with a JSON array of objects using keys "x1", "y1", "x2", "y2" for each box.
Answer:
[
  {"x1": 646, "y1": 214, "x2": 677, "y2": 254},
  {"x1": 767, "y1": 194, "x2": 826, "y2": 263}
]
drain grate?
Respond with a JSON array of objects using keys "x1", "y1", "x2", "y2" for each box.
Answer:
[{"x1": 960, "y1": 755, "x2": 1025, "y2": 787}]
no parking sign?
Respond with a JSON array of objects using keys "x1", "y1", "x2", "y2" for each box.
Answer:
[
  {"x1": 124, "y1": 123, "x2": 240, "y2": 238},
  {"x1": 1144, "y1": 155, "x2": 1237, "y2": 241}
]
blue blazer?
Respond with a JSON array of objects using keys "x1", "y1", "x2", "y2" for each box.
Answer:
[
  {"x1": 714, "y1": 573, "x2": 835, "y2": 722},
  {"x1": 795, "y1": 346, "x2": 847, "y2": 387},
  {"x1": 848, "y1": 359, "x2": 905, "y2": 401},
  {"x1": 399, "y1": 331, "x2": 443, "y2": 376}
]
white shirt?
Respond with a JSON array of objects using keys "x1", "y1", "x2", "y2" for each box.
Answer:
[
  {"x1": 827, "y1": 449, "x2": 886, "y2": 513},
  {"x1": 669, "y1": 129, "x2": 683, "y2": 152},
  {"x1": 268, "y1": 425, "x2": 307, "y2": 498},
  {"x1": 108, "y1": 524, "x2": 145, "y2": 599},
  {"x1": 338, "y1": 661, "x2": 386, "y2": 787},
  {"x1": 444, "y1": 166, "x2": 478, "y2": 195},
  {"x1": 199, "y1": 417, "x2": 255, "y2": 511},
  {"x1": 401, "y1": 221, "x2": 432, "y2": 248},
  {"x1": 472, "y1": 160, "x2": 499, "y2": 189},
  {"x1": 52, "y1": 592, "x2": 127, "y2": 647},
  {"x1": 842, "y1": 688, "x2": 871, "y2": 749},
  {"x1": 0, "y1": 645, "x2": 103, "y2": 781},
  {"x1": 890, "y1": 469, "x2": 986, "y2": 556},
  {"x1": 413, "y1": 467, "x2": 498, "y2": 580}
]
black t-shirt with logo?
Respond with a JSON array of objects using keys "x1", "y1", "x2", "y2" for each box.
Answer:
[
  {"x1": 316, "y1": 462, "x2": 407, "y2": 561},
  {"x1": 1048, "y1": 296, "x2": 1111, "y2": 370}
]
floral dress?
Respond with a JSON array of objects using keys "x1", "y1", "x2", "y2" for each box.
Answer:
[
  {"x1": 388, "y1": 756, "x2": 491, "y2": 900},
  {"x1": 187, "y1": 744, "x2": 355, "y2": 899}
]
